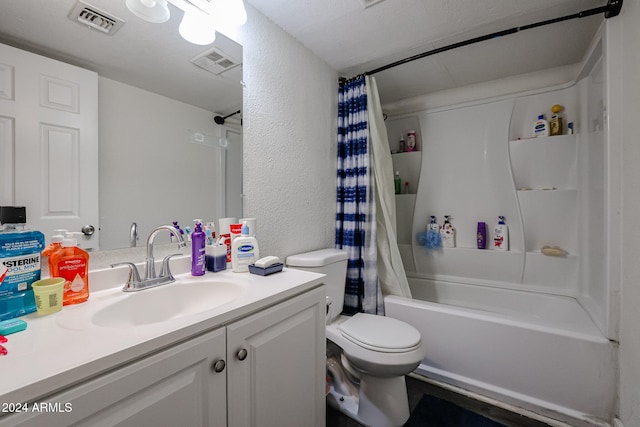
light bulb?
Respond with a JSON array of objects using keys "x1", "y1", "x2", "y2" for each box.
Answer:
[
  {"x1": 126, "y1": 0, "x2": 170, "y2": 23},
  {"x1": 218, "y1": 0, "x2": 247, "y2": 27},
  {"x1": 179, "y1": 10, "x2": 216, "y2": 45}
]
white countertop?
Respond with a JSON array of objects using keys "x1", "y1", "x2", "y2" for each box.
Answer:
[{"x1": 0, "y1": 261, "x2": 325, "y2": 405}]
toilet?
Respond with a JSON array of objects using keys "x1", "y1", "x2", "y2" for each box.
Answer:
[{"x1": 286, "y1": 248, "x2": 424, "y2": 427}]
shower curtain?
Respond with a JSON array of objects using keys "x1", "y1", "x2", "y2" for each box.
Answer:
[
  {"x1": 336, "y1": 76, "x2": 380, "y2": 315},
  {"x1": 366, "y1": 75, "x2": 411, "y2": 300},
  {"x1": 336, "y1": 76, "x2": 411, "y2": 316}
]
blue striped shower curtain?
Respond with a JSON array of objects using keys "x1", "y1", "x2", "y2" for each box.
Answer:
[{"x1": 336, "y1": 76, "x2": 381, "y2": 315}]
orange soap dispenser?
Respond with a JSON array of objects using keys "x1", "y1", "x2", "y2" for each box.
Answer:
[{"x1": 50, "y1": 232, "x2": 90, "y2": 305}]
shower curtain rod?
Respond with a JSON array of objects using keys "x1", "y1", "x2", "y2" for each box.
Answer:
[{"x1": 362, "y1": 0, "x2": 622, "y2": 77}]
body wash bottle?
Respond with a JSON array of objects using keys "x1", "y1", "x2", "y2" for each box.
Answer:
[
  {"x1": 232, "y1": 223, "x2": 259, "y2": 273},
  {"x1": 394, "y1": 171, "x2": 401, "y2": 194},
  {"x1": 477, "y1": 222, "x2": 487, "y2": 249},
  {"x1": 533, "y1": 114, "x2": 549, "y2": 137},
  {"x1": 191, "y1": 220, "x2": 206, "y2": 276},
  {"x1": 493, "y1": 216, "x2": 509, "y2": 251},
  {"x1": 440, "y1": 215, "x2": 456, "y2": 248}
]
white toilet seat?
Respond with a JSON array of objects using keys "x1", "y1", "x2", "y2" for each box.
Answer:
[
  {"x1": 338, "y1": 313, "x2": 421, "y2": 353},
  {"x1": 327, "y1": 314, "x2": 425, "y2": 377}
]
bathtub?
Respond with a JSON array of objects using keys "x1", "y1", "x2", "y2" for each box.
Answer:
[{"x1": 384, "y1": 275, "x2": 616, "y2": 426}]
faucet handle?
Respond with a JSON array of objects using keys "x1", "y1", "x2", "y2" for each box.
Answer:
[
  {"x1": 111, "y1": 262, "x2": 142, "y2": 290},
  {"x1": 160, "y1": 253, "x2": 183, "y2": 279}
]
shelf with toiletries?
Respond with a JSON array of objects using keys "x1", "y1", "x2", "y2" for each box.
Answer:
[
  {"x1": 392, "y1": 151, "x2": 421, "y2": 195},
  {"x1": 438, "y1": 246, "x2": 524, "y2": 255}
]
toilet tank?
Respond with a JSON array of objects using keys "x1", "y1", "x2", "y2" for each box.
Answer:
[{"x1": 286, "y1": 249, "x2": 348, "y2": 322}]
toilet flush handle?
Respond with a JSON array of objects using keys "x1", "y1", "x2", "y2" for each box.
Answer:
[{"x1": 326, "y1": 296, "x2": 333, "y2": 316}]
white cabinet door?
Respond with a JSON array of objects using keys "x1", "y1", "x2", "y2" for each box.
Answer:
[
  {"x1": 0, "y1": 42, "x2": 99, "y2": 249},
  {"x1": 0, "y1": 328, "x2": 227, "y2": 427},
  {"x1": 227, "y1": 287, "x2": 326, "y2": 427}
]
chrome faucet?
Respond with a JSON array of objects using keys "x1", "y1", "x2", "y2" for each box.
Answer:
[{"x1": 112, "y1": 224, "x2": 187, "y2": 292}]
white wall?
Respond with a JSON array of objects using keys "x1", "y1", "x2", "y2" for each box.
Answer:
[
  {"x1": 240, "y1": 5, "x2": 338, "y2": 259},
  {"x1": 99, "y1": 77, "x2": 225, "y2": 250},
  {"x1": 611, "y1": 0, "x2": 640, "y2": 424}
]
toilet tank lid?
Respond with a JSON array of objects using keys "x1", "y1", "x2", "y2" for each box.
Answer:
[{"x1": 286, "y1": 248, "x2": 348, "y2": 267}]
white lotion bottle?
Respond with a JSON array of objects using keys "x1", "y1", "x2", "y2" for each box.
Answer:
[
  {"x1": 533, "y1": 113, "x2": 549, "y2": 137},
  {"x1": 231, "y1": 223, "x2": 260, "y2": 272},
  {"x1": 493, "y1": 216, "x2": 509, "y2": 251}
]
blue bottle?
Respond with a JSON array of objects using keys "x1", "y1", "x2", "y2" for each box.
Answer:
[{"x1": 191, "y1": 220, "x2": 206, "y2": 276}]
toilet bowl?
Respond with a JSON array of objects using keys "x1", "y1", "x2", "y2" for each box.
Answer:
[{"x1": 286, "y1": 248, "x2": 425, "y2": 427}]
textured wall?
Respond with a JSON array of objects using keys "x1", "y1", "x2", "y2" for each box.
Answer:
[{"x1": 241, "y1": 5, "x2": 339, "y2": 260}]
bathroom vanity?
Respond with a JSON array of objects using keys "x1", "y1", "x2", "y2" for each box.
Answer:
[{"x1": 0, "y1": 264, "x2": 326, "y2": 426}]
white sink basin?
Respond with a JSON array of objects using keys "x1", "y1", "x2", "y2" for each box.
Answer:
[{"x1": 91, "y1": 280, "x2": 245, "y2": 328}]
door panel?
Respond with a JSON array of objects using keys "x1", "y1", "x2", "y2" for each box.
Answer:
[{"x1": 0, "y1": 43, "x2": 99, "y2": 249}]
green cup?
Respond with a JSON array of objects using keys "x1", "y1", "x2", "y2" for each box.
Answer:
[{"x1": 32, "y1": 278, "x2": 65, "y2": 315}]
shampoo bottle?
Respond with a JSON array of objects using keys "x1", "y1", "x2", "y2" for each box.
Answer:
[
  {"x1": 533, "y1": 114, "x2": 549, "y2": 137},
  {"x1": 394, "y1": 171, "x2": 401, "y2": 194},
  {"x1": 477, "y1": 222, "x2": 487, "y2": 249},
  {"x1": 493, "y1": 216, "x2": 509, "y2": 251},
  {"x1": 232, "y1": 223, "x2": 259, "y2": 273},
  {"x1": 406, "y1": 130, "x2": 416, "y2": 151},
  {"x1": 550, "y1": 104, "x2": 564, "y2": 136},
  {"x1": 191, "y1": 220, "x2": 206, "y2": 276},
  {"x1": 440, "y1": 215, "x2": 456, "y2": 248},
  {"x1": 50, "y1": 232, "x2": 89, "y2": 305}
]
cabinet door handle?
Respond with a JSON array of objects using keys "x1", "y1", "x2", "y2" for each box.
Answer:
[
  {"x1": 212, "y1": 359, "x2": 226, "y2": 373},
  {"x1": 237, "y1": 348, "x2": 248, "y2": 361}
]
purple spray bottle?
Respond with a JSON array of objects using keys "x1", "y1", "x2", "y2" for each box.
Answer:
[{"x1": 191, "y1": 219, "x2": 206, "y2": 276}]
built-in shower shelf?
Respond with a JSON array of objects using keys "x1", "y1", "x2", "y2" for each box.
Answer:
[
  {"x1": 516, "y1": 188, "x2": 577, "y2": 193},
  {"x1": 510, "y1": 134, "x2": 577, "y2": 190},
  {"x1": 441, "y1": 247, "x2": 523, "y2": 254},
  {"x1": 412, "y1": 246, "x2": 524, "y2": 283},
  {"x1": 523, "y1": 251, "x2": 578, "y2": 289},
  {"x1": 392, "y1": 151, "x2": 421, "y2": 195}
]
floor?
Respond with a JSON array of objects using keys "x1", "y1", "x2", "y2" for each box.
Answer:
[{"x1": 326, "y1": 375, "x2": 553, "y2": 427}]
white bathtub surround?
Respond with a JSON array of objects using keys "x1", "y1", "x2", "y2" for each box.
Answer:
[
  {"x1": 380, "y1": 26, "x2": 619, "y2": 424},
  {"x1": 366, "y1": 75, "x2": 411, "y2": 299},
  {"x1": 386, "y1": 276, "x2": 616, "y2": 426}
]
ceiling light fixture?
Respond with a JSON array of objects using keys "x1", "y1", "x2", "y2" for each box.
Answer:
[
  {"x1": 179, "y1": 9, "x2": 216, "y2": 45},
  {"x1": 125, "y1": 0, "x2": 247, "y2": 45},
  {"x1": 125, "y1": 0, "x2": 170, "y2": 23}
]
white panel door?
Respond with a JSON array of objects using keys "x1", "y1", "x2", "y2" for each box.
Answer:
[{"x1": 0, "y1": 43, "x2": 99, "y2": 249}]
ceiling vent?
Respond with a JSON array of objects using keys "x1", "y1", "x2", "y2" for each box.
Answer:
[
  {"x1": 191, "y1": 47, "x2": 240, "y2": 75},
  {"x1": 69, "y1": 0, "x2": 125, "y2": 36},
  {"x1": 359, "y1": 0, "x2": 386, "y2": 8}
]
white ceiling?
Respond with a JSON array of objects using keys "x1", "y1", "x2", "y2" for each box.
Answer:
[
  {"x1": 246, "y1": 0, "x2": 606, "y2": 103},
  {"x1": 0, "y1": 1, "x2": 607, "y2": 111},
  {"x1": 0, "y1": 0, "x2": 243, "y2": 115}
]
